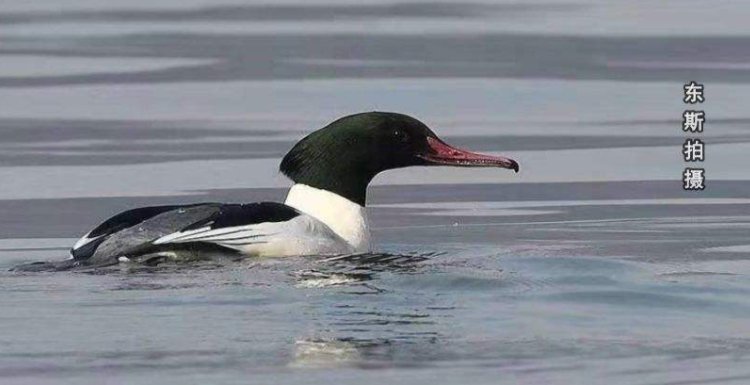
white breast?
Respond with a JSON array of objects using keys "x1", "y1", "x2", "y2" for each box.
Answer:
[{"x1": 284, "y1": 184, "x2": 371, "y2": 253}]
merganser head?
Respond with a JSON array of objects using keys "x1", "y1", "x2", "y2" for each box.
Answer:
[{"x1": 280, "y1": 112, "x2": 519, "y2": 205}]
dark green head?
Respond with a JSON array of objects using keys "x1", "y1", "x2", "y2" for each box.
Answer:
[{"x1": 280, "y1": 112, "x2": 519, "y2": 205}]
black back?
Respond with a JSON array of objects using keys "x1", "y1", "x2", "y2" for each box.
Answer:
[
  {"x1": 180, "y1": 202, "x2": 300, "y2": 231},
  {"x1": 88, "y1": 205, "x2": 191, "y2": 238}
]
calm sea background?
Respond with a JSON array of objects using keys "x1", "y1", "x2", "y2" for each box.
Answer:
[{"x1": 1, "y1": 1, "x2": 750, "y2": 384}]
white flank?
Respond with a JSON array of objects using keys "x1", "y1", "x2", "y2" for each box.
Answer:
[
  {"x1": 152, "y1": 214, "x2": 354, "y2": 257},
  {"x1": 284, "y1": 184, "x2": 371, "y2": 253},
  {"x1": 152, "y1": 224, "x2": 259, "y2": 244},
  {"x1": 151, "y1": 183, "x2": 369, "y2": 257}
]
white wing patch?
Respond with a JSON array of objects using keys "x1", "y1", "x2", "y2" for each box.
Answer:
[
  {"x1": 153, "y1": 223, "x2": 268, "y2": 246},
  {"x1": 71, "y1": 232, "x2": 102, "y2": 251},
  {"x1": 152, "y1": 215, "x2": 356, "y2": 257}
]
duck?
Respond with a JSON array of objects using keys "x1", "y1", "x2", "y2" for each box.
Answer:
[{"x1": 28, "y1": 112, "x2": 519, "y2": 269}]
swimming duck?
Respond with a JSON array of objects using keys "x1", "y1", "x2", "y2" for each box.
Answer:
[{"x1": 62, "y1": 112, "x2": 519, "y2": 266}]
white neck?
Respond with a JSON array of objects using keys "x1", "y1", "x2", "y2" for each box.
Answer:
[{"x1": 284, "y1": 184, "x2": 371, "y2": 252}]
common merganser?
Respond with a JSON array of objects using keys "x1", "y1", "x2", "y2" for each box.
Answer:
[{"x1": 25, "y1": 112, "x2": 519, "y2": 269}]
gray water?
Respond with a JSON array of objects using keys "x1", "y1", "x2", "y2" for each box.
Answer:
[{"x1": 2, "y1": 1, "x2": 750, "y2": 384}]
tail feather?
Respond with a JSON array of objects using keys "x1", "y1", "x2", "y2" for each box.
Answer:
[
  {"x1": 10, "y1": 258, "x2": 81, "y2": 272},
  {"x1": 10, "y1": 256, "x2": 118, "y2": 272}
]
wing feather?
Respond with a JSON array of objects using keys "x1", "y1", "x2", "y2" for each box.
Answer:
[
  {"x1": 152, "y1": 203, "x2": 299, "y2": 248},
  {"x1": 71, "y1": 204, "x2": 209, "y2": 260}
]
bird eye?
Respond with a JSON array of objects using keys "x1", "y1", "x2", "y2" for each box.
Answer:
[{"x1": 393, "y1": 129, "x2": 409, "y2": 143}]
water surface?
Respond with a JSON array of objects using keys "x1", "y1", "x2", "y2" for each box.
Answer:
[{"x1": 1, "y1": 1, "x2": 750, "y2": 384}]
